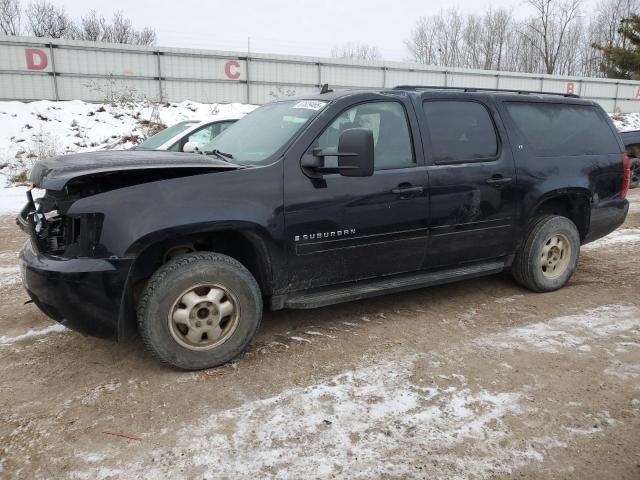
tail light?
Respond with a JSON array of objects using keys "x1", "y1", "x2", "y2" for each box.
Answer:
[{"x1": 621, "y1": 152, "x2": 631, "y2": 199}]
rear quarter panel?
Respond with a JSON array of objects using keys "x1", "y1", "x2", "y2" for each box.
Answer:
[{"x1": 494, "y1": 98, "x2": 626, "y2": 246}]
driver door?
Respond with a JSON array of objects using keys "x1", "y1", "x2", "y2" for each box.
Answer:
[{"x1": 283, "y1": 99, "x2": 429, "y2": 291}]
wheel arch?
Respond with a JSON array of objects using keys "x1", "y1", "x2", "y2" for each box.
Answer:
[
  {"x1": 117, "y1": 223, "x2": 275, "y2": 340},
  {"x1": 525, "y1": 188, "x2": 592, "y2": 240}
]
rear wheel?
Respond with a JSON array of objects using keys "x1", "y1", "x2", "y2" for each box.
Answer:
[
  {"x1": 137, "y1": 252, "x2": 262, "y2": 370},
  {"x1": 511, "y1": 215, "x2": 580, "y2": 292}
]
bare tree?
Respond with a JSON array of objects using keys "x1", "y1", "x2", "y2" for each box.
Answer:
[
  {"x1": 0, "y1": 0, "x2": 21, "y2": 35},
  {"x1": 481, "y1": 8, "x2": 513, "y2": 70},
  {"x1": 403, "y1": 2, "x2": 614, "y2": 77},
  {"x1": 73, "y1": 10, "x2": 156, "y2": 45},
  {"x1": 134, "y1": 26, "x2": 156, "y2": 46},
  {"x1": 75, "y1": 10, "x2": 109, "y2": 42},
  {"x1": 25, "y1": 0, "x2": 73, "y2": 38},
  {"x1": 405, "y1": 15, "x2": 440, "y2": 64},
  {"x1": 404, "y1": 9, "x2": 465, "y2": 66},
  {"x1": 331, "y1": 42, "x2": 382, "y2": 61},
  {"x1": 521, "y1": 0, "x2": 583, "y2": 74}
]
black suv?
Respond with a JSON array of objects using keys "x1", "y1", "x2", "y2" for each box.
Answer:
[{"x1": 18, "y1": 86, "x2": 630, "y2": 370}]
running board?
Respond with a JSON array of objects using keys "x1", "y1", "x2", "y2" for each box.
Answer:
[{"x1": 278, "y1": 261, "x2": 505, "y2": 310}]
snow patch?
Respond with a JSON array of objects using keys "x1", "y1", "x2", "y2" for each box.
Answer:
[
  {"x1": 0, "y1": 185, "x2": 44, "y2": 215},
  {"x1": 583, "y1": 228, "x2": 640, "y2": 250},
  {"x1": 0, "y1": 266, "x2": 20, "y2": 287},
  {"x1": 0, "y1": 323, "x2": 68, "y2": 345},
  {"x1": 477, "y1": 304, "x2": 640, "y2": 353},
  {"x1": 79, "y1": 381, "x2": 121, "y2": 406},
  {"x1": 92, "y1": 356, "x2": 532, "y2": 479},
  {"x1": 611, "y1": 112, "x2": 640, "y2": 131},
  {"x1": 0, "y1": 186, "x2": 29, "y2": 215},
  {"x1": 289, "y1": 336, "x2": 311, "y2": 343}
]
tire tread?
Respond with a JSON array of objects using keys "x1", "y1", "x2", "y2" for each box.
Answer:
[{"x1": 137, "y1": 252, "x2": 261, "y2": 370}]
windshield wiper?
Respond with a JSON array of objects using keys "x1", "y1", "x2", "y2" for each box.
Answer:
[{"x1": 207, "y1": 149, "x2": 234, "y2": 160}]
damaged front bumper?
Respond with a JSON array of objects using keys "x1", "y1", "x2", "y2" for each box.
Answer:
[
  {"x1": 19, "y1": 236, "x2": 132, "y2": 342},
  {"x1": 17, "y1": 187, "x2": 133, "y2": 341}
]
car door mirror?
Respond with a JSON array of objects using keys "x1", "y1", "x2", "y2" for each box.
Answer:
[
  {"x1": 301, "y1": 128, "x2": 374, "y2": 177},
  {"x1": 337, "y1": 128, "x2": 374, "y2": 177},
  {"x1": 183, "y1": 141, "x2": 199, "y2": 153}
]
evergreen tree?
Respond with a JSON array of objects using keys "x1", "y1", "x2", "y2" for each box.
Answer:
[{"x1": 595, "y1": 14, "x2": 640, "y2": 79}]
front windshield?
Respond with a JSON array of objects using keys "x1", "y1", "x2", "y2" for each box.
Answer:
[
  {"x1": 201, "y1": 100, "x2": 327, "y2": 164},
  {"x1": 136, "y1": 121, "x2": 199, "y2": 149}
]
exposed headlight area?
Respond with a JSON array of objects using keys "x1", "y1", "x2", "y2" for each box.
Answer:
[{"x1": 18, "y1": 189, "x2": 104, "y2": 258}]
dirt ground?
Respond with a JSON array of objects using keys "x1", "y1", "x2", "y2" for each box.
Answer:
[{"x1": 1, "y1": 192, "x2": 640, "y2": 480}]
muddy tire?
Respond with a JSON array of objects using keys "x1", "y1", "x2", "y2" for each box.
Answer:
[
  {"x1": 511, "y1": 215, "x2": 580, "y2": 293},
  {"x1": 137, "y1": 252, "x2": 262, "y2": 370}
]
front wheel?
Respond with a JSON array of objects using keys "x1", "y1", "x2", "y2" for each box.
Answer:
[
  {"x1": 511, "y1": 215, "x2": 580, "y2": 292},
  {"x1": 137, "y1": 252, "x2": 262, "y2": 370}
]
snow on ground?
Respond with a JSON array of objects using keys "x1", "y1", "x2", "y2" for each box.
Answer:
[
  {"x1": 583, "y1": 227, "x2": 640, "y2": 250},
  {"x1": 0, "y1": 266, "x2": 20, "y2": 287},
  {"x1": 0, "y1": 99, "x2": 256, "y2": 188},
  {"x1": 611, "y1": 112, "x2": 640, "y2": 131},
  {"x1": 0, "y1": 323, "x2": 68, "y2": 345},
  {"x1": 74, "y1": 354, "x2": 531, "y2": 479},
  {"x1": 0, "y1": 185, "x2": 30, "y2": 215},
  {"x1": 475, "y1": 304, "x2": 640, "y2": 354},
  {"x1": 69, "y1": 302, "x2": 639, "y2": 479}
]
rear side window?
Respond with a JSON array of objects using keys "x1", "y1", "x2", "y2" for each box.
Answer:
[
  {"x1": 423, "y1": 100, "x2": 498, "y2": 163},
  {"x1": 505, "y1": 102, "x2": 620, "y2": 157}
]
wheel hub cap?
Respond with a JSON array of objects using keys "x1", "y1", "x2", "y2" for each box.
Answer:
[
  {"x1": 168, "y1": 284, "x2": 239, "y2": 351},
  {"x1": 540, "y1": 233, "x2": 571, "y2": 279}
]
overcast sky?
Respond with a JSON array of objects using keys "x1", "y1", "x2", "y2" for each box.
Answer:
[{"x1": 51, "y1": 0, "x2": 598, "y2": 60}]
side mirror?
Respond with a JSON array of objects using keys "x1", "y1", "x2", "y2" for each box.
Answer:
[
  {"x1": 301, "y1": 128, "x2": 374, "y2": 178},
  {"x1": 336, "y1": 128, "x2": 374, "y2": 177},
  {"x1": 183, "y1": 141, "x2": 199, "y2": 153}
]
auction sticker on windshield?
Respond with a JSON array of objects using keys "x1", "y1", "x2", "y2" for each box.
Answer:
[{"x1": 293, "y1": 100, "x2": 327, "y2": 111}]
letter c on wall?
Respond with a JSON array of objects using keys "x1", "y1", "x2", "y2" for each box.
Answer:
[
  {"x1": 25, "y1": 48, "x2": 49, "y2": 70},
  {"x1": 225, "y1": 60, "x2": 241, "y2": 80}
]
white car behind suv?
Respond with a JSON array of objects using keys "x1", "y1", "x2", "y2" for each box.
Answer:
[{"x1": 133, "y1": 114, "x2": 244, "y2": 152}]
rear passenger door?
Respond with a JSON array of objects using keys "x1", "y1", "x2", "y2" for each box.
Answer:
[{"x1": 419, "y1": 96, "x2": 518, "y2": 268}]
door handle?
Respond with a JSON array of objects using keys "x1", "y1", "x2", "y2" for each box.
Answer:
[
  {"x1": 486, "y1": 176, "x2": 513, "y2": 188},
  {"x1": 391, "y1": 186, "x2": 424, "y2": 195}
]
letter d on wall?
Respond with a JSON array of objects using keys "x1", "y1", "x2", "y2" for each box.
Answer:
[{"x1": 25, "y1": 48, "x2": 48, "y2": 70}]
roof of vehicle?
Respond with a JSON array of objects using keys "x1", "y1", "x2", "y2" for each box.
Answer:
[
  {"x1": 179, "y1": 113, "x2": 245, "y2": 125},
  {"x1": 287, "y1": 85, "x2": 597, "y2": 106},
  {"x1": 619, "y1": 129, "x2": 640, "y2": 145}
]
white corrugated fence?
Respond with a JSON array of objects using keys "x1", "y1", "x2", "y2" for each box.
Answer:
[{"x1": 2, "y1": 35, "x2": 640, "y2": 112}]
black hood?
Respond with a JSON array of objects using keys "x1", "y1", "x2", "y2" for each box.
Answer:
[{"x1": 30, "y1": 150, "x2": 240, "y2": 190}]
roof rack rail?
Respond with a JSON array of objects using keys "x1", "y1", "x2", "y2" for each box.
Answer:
[{"x1": 392, "y1": 85, "x2": 580, "y2": 98}]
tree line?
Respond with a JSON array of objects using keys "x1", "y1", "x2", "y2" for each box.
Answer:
[
  {"x1": 0, "y1": 0, "x2": 156, "y2": 45},
  {"x1": 331, "y1": 0, "x2": 640, "y2": 80}
]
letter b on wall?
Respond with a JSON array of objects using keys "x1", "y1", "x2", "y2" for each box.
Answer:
[{"x1": 25, "y1": 48, "x2": 48, "y2": 70}]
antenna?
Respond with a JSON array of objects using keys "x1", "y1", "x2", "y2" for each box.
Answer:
[{"x1": 320, "y1": 84, "x2": 333, "y2": 94}]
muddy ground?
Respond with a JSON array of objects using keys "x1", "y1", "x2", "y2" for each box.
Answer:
[{"x1": 1, "y1": 192, "x2": 639, "y2": 480}]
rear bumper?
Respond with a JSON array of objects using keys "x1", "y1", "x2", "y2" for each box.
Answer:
[
  {"x1": 583, "y1": 196, "x2": 629, "y2": 244},
  {"x1": 19, "y1": 239, "x2": 132, "y2": 341}
]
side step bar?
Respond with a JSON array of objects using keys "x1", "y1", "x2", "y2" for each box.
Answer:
[{"x1": 276, "y1": 261, "x2": 505, "y2": 310}]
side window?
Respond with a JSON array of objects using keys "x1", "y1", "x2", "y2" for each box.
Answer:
[
  {"x1": 504, "y1": 102, "x2": 620, "y2": 156},
  {"x1": 423, "y1": 101, "x2": 498, "y2": 163},
  {"x1": 186, "y1": 124, "x2": 216, "y2": 148},
  {"x1": 316, "y1": 101, "x2": 414, "y2": 170},
  {"x1": 217, "y1": 121, "x2": 234, "y2": 135}
]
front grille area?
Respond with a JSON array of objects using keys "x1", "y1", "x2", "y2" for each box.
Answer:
[
  {"x1": 34, "y1": 214, "x2": 79, "y2": 256},
  {"x1": 19, "y1": 190, "x2": 104, "y2": 258}
]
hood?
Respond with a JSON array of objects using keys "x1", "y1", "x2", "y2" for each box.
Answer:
[{"x1": 30, "y1": 150, "x2": 240, "y2": 190}]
